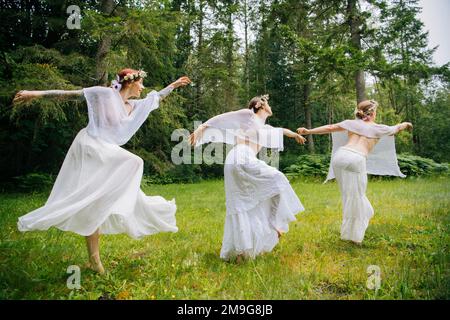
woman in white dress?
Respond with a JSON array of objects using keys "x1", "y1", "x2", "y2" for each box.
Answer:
[
  {"x1": 189, "y1": 95, "x2": 306, "y2": 262},
  {"x1": 13, "y1": 68, "x2": 191, "y2": 273},
  {"x1": 297, "y1": 100, "x2": 413, "y2": 244}
]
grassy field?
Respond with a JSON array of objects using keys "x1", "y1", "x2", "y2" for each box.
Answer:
[{"x1": 0, "y1": 176, "x2": 449, "y2": 300}]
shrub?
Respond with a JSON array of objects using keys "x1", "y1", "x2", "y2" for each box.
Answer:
[
  {"x1": 143, "y1": 163, "x2": 204, "y2": 185},
  {"x1": 12, "y1": 173, "x2": 55, "y2": 192},
  {"x1": 397, "y1": 154, "x2": 449, "y2": 177},
  {"x1": 283, "y1": 153, "x2": 448, "y2": 179},
  {"x1": 283, "y1": 154, "x2": 331, "y2": 178},
  {"x1": 7, "y1": 155, "x2": 448, "y2": 191}
]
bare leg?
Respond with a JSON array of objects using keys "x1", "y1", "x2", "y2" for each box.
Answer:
[
  {"x1": 236, "y1": 254, "x2": 244, "y2": 264},
  {"x1": 276, "y1": 228, "x2": 283, "y2": 239},
  {"x1": 85, "y1": 229, "x2": 105, "y2": 274},
  {"x1": 270, "y1": 195, "x2": 283, "y2": 239}
]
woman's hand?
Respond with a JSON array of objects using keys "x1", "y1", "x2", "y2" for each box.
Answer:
[
  {"x1": 171, "y1": 76, "x2": 192, "y2": 89},
  {"x1": 402, "y1": 122, "x2": 413, "y2": 131},
  {"x1": 284, "y1": 129, "x2": 306, "y2": 145},
  {"x1": 13, "y1": 90, "x2": 40, "y2": 105},
  {"x1": 188, "y1": 124, "x2": 206, "y2": 146},
  {"x1": 293, "y1": 133, "x2": 306, "y2": 144},
  {"x1": 296, "y1": 127, "x2": 309, "y2": 135}
]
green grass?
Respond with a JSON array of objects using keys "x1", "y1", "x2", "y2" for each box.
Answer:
[{"x1": 0, "y1": 176, "x2": 449, "y2": 300}]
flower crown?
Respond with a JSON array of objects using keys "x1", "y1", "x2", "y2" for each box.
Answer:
[
  {"x1": 256, "y1": 94, "x2": 270, "y2": 108},
  {"x1": 260, "y1": 94, "x2": 269, "y2": 102},
  {"x1": 122, "y1": 70, "x2": 147, "y2": 82},
  {"x1": 111, "y1": 70, "x2": 147, "y2": 91},
  {"x1": 355, "y1": 100, "x2": 378, "y2": 121}
]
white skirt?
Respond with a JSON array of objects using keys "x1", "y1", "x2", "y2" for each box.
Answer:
[
  {"x1": 17, "y1": 129, "x2": 178, "y2": 239},
  {"x1": 220, "y1": 144, "x2": 304, "y2": 260},
  {"x1": 331, "y1": 146, "x2": 374, "y2": 243}
]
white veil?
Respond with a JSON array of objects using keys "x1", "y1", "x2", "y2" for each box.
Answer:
[
  {"x1": 83, "y1": 86, "x2": 161, "y2": 146},
  {"x1": 195, "y1": 109, "x2": 284, "y2": 151},
  {"x1": 325, "y1": 119, "x2": 406, "y2": 182}
]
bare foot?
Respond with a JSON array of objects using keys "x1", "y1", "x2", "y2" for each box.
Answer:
[
  {"x1": 276, "y1": 228, "x2": 283, "y2": 239},
  {"x1": 88, "y1": 254, "x2": 105, "y2": 274},
  {"x1": 236, "y1": 254, "x2": 244, "y2": 264},
  {"x1": 346, "y1": 239, "x2": 363, "y2": 246}
]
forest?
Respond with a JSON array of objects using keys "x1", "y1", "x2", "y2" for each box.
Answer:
[
  {"x1": 1, "y1": 0, "x2": 449, "y2": 187},
  {"x1": 0, "y1": 0, "x2": 449, "y2": 301}
]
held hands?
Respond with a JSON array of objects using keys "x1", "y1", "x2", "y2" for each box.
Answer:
[
  {"x1": 13, "y1": 90, "x2": 40, "y2": 106},
  {"x1": 284, "y1": 129, "x2": 306, "y2": 145},
  {"x1": 296, "y1": 127, "x2": 309, "y2": 135},
  {"x1": 294, "y1": 133, "x2": 307, "y2": 144},
  {"x1": 171, "y1": 76, "x2": 192, "y2": 89}
]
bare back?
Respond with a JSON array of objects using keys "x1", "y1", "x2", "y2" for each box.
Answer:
[
  {"x1": 236, "y1": 137, "x2": 262, "y2": 154},
  {"x1": 344, "y1": 132, "x2": 379, "y2": 156}
]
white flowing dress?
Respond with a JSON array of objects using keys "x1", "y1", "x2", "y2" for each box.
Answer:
[
  {"x1": 325, "y1": 119, "x2": 405, "y2": 243},
  {"x1": 17, "y1": 86, "x2": 178, "y2": 239},
  {"x1": 196, "y1": 109, "x2": 304, "y2": 260}
]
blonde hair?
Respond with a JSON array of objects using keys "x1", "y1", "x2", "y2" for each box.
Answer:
[{"x1": 355, "y1": 100, "x2": 378, "y2": 121}]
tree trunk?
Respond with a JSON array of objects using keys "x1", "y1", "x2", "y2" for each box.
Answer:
[
  {"x1": 243, "y1": 0, "x2": 250, "y2": 100},
  {"x1": 195, "y1": 0, "x2": 205, "y2": 115},
  {"x1": 327, "y1": 102, "x2": 334, "y2": 153},
  {"x1": 354, "y1": 70, "x2": 365, "y2": 103},
  {"x1": 95, "y1": 0, "x2": 115, "y2": 86},
  {"x1": 302, "y1": 83, "x2": 315, "y2": 153},
  {"x1": 225, "y1": 3, "x2": 235, "y2": 110},
  {"x1": 347, "y1": 0, "x2": 365, "y2": 103}
]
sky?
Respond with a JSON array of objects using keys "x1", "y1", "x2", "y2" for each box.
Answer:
[{"x1": 418, "y1": 0, "x2": 450, "y2": 66}]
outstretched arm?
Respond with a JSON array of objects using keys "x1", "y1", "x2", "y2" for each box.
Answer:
[
  {"x1": 297, "y1": 124, "x2": 345, "y2": 135},
  {"x1": 158, "y1": 76, "x2": 191, "y2": 100},
  {"x1": 283, "y1": 128, "x2": 306, "y2": 144},
  {"x1": 189, "y1": 123, "x2": 208, "y2": 145},
  {"x1": 392, "y1": 122, "x2": 413, "y2": 134},
  {"x1": 188, "y1": 109, "x2": 255, "y2": 145},
  {"x1": 189, "y1": 126, "x2": 307, "y2": 146},
  {"x1": 13, "y1": 89, "x2": 84, "y2": 106}
]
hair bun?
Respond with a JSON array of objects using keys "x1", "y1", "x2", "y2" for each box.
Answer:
[
  {"x1": 355, "y1": 109, "x2": 365, "y2": 119},
  {"x1": 248, "y1": 95, "x2": 269, "y2": 113}
]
